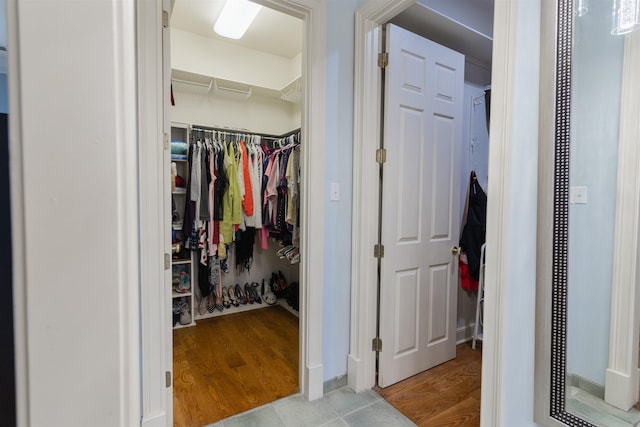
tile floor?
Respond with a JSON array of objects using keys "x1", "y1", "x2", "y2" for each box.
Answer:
[{"x1": 203, "y1": 386, "x2": 416, "y2": 427}]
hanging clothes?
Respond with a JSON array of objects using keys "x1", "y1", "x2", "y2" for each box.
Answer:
[
  {"x1": 182, "y1": 126, "x2": 302, "y2": 311},
  {"x1": 459, "y1": 171, "x2": 487, "y2": 289},
  {"x1": 220, "y1": 139, "x2": 242, "y2": 244}
]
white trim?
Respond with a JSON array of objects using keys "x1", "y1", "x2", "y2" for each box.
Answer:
[
  {"x1": 605, "y1": 29, "x2": 640, "y2": 412},
  {"x1": 138, "y1": 3, "x2": 327, "y2": 423},
  {"x1": 7, "y1": 0, "x2": 29, "y2": 424},
  {"x1": 112, "y1": 2, "x2": 142, "y2": 425},
  {"x1": 254, "y1": 0, "x2": 328, "y2": 401},
  {"x1": 139, "y1": 0, "x2": 171, "y2": 425},
  {"x1": 534, "y1": 1, "x2": 564, "y2": 425},
  {"x1": 349, "y1": 0, "x2": 416, "y2": 393},
  {"x1": 457, "y1": 324, "x2": 476, "y2": 345},
  {"x1": 478, "y1": 2, "x2": 516, "y2": 425}
]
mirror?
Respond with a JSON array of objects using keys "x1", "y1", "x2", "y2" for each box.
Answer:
[{"x1": 537, "y1": 0, "x2": 640, "y2": 426}]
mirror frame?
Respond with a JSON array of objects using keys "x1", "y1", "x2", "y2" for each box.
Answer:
[{"x1": 536, "y1": 0, "x2": 640, "y2": 426}]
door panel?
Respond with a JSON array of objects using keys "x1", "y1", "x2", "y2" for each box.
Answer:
[{"x1": 378, "y1": 24, "x2": 464, "y2": 388}]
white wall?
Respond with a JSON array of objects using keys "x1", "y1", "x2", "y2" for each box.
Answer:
[
  {"x1": 483, "y1": 0, "x2": 540, "y2": 425},
  {"x1": 12, "y1": 0, "x2": 139, "y2": 426},
  {"x1": 321, "y1": 0, "x2": 362, "y2": 382},
  {"x1": 171, "y1": 86, "x2": 300, "y2": 135},
  {"x1": 566, "y1": 0, "x2": 624, "y2": 387},
  {"x1": 171, "y1": 28, "x2": 300, "y2": 91}
]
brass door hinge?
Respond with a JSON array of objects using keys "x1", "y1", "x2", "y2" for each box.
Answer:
[
  {"x1": 374, "y1": 244, "x2": 384, "y2": 259},
  {"x1": 372, "y1": 337, "x2": 383, "y2": 352},
  {"x1": 376, "y1": 148, "x2": 387, "y2": 164},
  {"x1": 378, "y1": 52, "x2": 389, "y2": 68}
]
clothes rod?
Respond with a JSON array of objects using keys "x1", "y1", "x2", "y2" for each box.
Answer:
[{"x1": 190, "y1": 125, "x2": 300, "y2": 141}]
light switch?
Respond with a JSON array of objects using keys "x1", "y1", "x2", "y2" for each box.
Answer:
[
  {"x1": 570, "y1": 186, "x2": 587, "y2": 204},
  {"x1": 330, "y1": 182, "x2": 340, "y2": 201}
]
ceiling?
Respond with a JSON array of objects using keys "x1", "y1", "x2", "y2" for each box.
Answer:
[
  {"x1": 170, "y1": 0, "x2": 303, "y2": 59},
  {"x1": 169, "y1": 0, "x2": 494, "y2": 87},
  {"x1": 392, "y1": 0, "x2": 494, "y2": 69}
]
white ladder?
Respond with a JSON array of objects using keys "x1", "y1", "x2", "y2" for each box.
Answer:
[{"x1": 472, "y1": 243, "x2": 486, "y2": 350}]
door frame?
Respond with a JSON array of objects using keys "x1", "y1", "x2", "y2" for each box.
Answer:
[
  {"x1": 137, "y1": 0, "x2": 327, "y2": 425},
  {"x1": 349, "y1": 1, "x2": 525, "y2": 426}
]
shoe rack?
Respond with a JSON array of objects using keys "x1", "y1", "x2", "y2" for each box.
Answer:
[{"x1": 171, "y1": 122, "x2": 196, "y2": 329}]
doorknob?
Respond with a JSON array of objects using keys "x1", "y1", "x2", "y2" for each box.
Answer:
[{"x1": 451, "y1": 246, "x2": 461, "y2": 256}]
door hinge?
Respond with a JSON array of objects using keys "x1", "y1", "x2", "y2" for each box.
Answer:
[
  {"x1": 163, "y1": 132, "x2": 169, "y2": 150},
  {"x1": 165, "y1": 371, "x2": 172, "y2": 387},
  {"x1": 162, "y1": 10, "x2": 169, "y2": 28},
  {"x1": 378, "y1": 52, "x2": 389, "y2": 68},
  {"x1": 372, "y1": 337, "x2": 383, "y2": 352},
  {"x1": 374, "y1": 244, "x2": 384, "y2": 259},
  {"x1": 376, "y1": 148, "x2": 387, "y2": 164},
  {"x1": 164, "y1": 253, "x2": 171, "y2": 270}
]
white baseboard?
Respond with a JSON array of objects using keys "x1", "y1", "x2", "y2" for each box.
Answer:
[
  {"x1": 456, "y1": 323, "x2": 477, "y2": 344},
  {"x1": 305, "y1": 363, "x2": 324, "y2": 401}
]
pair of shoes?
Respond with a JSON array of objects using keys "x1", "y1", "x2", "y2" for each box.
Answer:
[
  {"x1": 251, "y1": 282, "x2": 262, "y2": 304},
  {"x1": 277, "y1": 245, "x2": 300, "y2": 264},
  {"x1": 228, "y1": 286, "x2": 239, "y2": 307},
  {"x1": 271, "y1": 271, "x2": 288, "y2": 298},
  {"x1": 235, "y1": 283, "x2": 248, "y2": 305},
  {"x1": 244, "y1": 283, "x2": 255, "y2": 304},
  {"x1": 179, "y1": 301, "x2": 192, "y2": 325},
  {"x1": 198, "y1": 297, "x2": 207, "y2": 316},
  {"x1": 207, "y1": 294, "x2": 215, "y2": 313},
  {"x1": 262, "y1": 278, "x2": 277, "y2": 305},
  {"x1": 222, "y1": 287, "x2": 231, "y2": 308},
  {"x1": 244, "y1": 282, "x2": 262, "y2": 304},
  {"x1": 215, "y1": 293, "x2": 224, "y2": 312}
]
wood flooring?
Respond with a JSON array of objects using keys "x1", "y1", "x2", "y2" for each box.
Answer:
[
  {"x1": 376, "y1": 342, "x2": 482, "y2": 427},
  {"x1": 174, "y1": 309, "x2": 481, "y2": 427},
  {"x1": 173, "y1": 305, "x2": 299, "y2": 427}
]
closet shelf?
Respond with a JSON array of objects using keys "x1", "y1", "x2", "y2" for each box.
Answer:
[
  {"x1": 172, "y1": 258, "x2": 191, "y2": 265},
  {"x1": 173, "y1": 321, "x2": 196, "y2": 329},
  {"x1": 172, "y1": 188, "x2": 187, "y2": 195},
  {"x1": 195, "y1": 303, "x2": 272, "y2": 320},
  {"x1": 173, "y1": 290, "x2": 193, "y2": 298}
]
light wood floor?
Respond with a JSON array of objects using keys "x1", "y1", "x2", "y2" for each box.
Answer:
[
  {"x1": 174, "y1": 310, "x2": 481, "y2": 427},
  {"x1": 376, "y1": 342, "x2": 482, "y2": 427},
  {"x1": 173, "y1": 305, "x2": 299, "y2": 427}
]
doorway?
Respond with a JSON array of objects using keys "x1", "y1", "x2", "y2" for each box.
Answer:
[
  {"x1": 137, "y1": 0, "x2": 328, "y2": 426},
  {"x1": 167, "y1": 1, "x2": 304, "y2": 425},
  {"x1": 348, "y1": 0, "x2": 492, "y2": 405}
]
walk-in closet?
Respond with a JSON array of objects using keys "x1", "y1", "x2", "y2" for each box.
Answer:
[{"x1": 168, "y1": 2, "x2": 303, "y2": 425}]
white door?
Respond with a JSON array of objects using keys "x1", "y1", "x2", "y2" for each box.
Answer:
[
  {"x1": 163, "y1": 0, "x2": 173, "y2": 424},
  {"x1": 378, "y1": 24, "x2": 464, "y2": 388}
]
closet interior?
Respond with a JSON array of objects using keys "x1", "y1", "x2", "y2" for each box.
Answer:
[
  {"x1": 169, "y1": 1, "x2": 303, "y2": 425},
  {"x1": 170, "y1": 124, "x2": 302, "y2": 327}
]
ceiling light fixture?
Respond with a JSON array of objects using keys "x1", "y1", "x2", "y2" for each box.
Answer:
[
  {"x1": 612, "y1": 0, "x2": 640, "y2": 35},
  {"x1": 214, "y1": 0, "x2": 262, "y2": 40}
]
